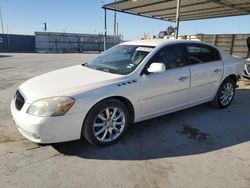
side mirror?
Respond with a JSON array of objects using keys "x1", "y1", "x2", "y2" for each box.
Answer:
[{"x1": 147, "y1": 63, "x2": 166, "y2": 73}]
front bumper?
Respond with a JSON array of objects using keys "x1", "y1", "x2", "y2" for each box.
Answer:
[{"x1": 10, "y1": 98, "x2": 84, "y2": 144}]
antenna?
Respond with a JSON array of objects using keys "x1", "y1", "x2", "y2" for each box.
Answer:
[{"x1": 0, "y1": 7, "x2": 4, "y2": 34}]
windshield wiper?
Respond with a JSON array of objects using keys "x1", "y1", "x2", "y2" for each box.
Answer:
[
  {"x1": 81, "y1": 62, "x2": 88, "y2": 66},
  {"x1": 82, "y1": 63, "x2": 97, "y2": 70},
  {"x1": 82, "y1": 64, "x2": 110, "y2": 73},
  {"x1": 95, "y1": 67, "x2": 110, "y2": 73}
]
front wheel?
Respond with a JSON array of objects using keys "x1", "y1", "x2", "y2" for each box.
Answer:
[
  {"x1": 210, "y1": 78, "x2": 236, "y2": 108},
  {"x1": 83, "y1": 99, "x2": 130, "y2": 146}
]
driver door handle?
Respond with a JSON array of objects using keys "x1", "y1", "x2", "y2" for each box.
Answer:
[
  {"x1": 214, "y1": 68, "x2": 222, "y2": 73},
  {"x1": 179, "y1": 76, "x2": 189, "y2": 81}
]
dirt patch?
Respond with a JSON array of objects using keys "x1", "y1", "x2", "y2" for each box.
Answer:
[
  {"x1": 0, "y1": 67, "x2": 15, "y2": 70},
  {"x1": 177, "y1": 124, "x2": 210, "y2": 142},
  {"x1": 0, "y1": 82, "x2": 15, "y2": 90},
  {"x1": 0, "y1": 135, "x2": 25, "y2": 144}
]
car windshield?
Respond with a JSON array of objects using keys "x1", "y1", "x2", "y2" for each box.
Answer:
[{"x1": 86, "y1": 45, "x2": 154, "y2": 75}]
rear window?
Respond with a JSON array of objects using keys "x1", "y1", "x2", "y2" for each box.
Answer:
[{"x1": 186, "y1": 44, "x2": 221, "y2": 64}]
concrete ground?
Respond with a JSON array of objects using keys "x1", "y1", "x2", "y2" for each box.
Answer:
[{"x1": 1, "y1": 53, "x2": 250, "y2": 188}]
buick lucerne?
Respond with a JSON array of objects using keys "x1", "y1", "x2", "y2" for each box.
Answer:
[{"x1": 11, "y1": 39, "x2": 245, "y2": 145}]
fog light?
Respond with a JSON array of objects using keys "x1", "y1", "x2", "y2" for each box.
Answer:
[{"x1": 32, "y1": 133, "x2": 40, "y2": 139}]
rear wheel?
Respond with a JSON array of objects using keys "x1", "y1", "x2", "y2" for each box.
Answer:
[
  {"x1": 83, "y1": 99, "x2": 130, "y2": 146},
  {"x1": 210, "y1": 78, "x2": 236, "y2": 108}
]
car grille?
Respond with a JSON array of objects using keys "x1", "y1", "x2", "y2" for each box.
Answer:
[{"x1": 15, "y1": 90, "x2": 25, "y2": 111}]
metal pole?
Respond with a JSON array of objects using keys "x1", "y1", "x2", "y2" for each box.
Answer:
[
  {"x1": 0, "y1": 7, "x2": 4, "y2": 34},
  {"x1": 114, "y1": 0, "x2": 117, "y2": 45},
  {"x1": 230, "y1": 34, "x2": 235, "y2": 55},
  {"x1": 175, "y1": 0, "x2": 181, "y2": 39},
  {"x1": 104, "y1": 8, "x2": 107, "y2": 51},
  {"x1": 6, "y1": 24, "x2": 10, "y2": 51},
  {"x1": 117, "y1": 22, "x2": 119, "y2": 41}
]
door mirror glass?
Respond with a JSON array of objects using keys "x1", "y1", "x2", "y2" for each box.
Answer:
[{"x1": 147, "y1": 63, "x2": 166, "y2": 73}]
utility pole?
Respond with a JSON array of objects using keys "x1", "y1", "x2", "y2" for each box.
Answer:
[
  {"x1": 43, "y1": 22, "x2": 47, "y2": 31},
  {"x1": 175, "y1": 0, "x2": 181, "y2": 39},
  {"x1": 0, "y1": 7, "x2": 4, "y2": 34},
  {"x1": 104, "y1": 8, "x2": 107, "y2": 51},
  {"x1": 114, "y1": 0, "x2": 117, "y2": 45},
  {"x1": 114, "y1": 5, "x2": 117, "y2": 36},
  {"x1": 6, "y1": 24, "x2": 10, "y2": 50},
  {"x1": 117, "y1": 22, "x2": 119, "y2": 40}
]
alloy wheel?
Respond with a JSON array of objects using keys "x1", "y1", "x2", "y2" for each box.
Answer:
[
  {"x1": 93, "y1": 107, "x2": 125, "y2": 142},
  {"x1": 219, "y1": 82, "x2": 234, "y2": 106}
]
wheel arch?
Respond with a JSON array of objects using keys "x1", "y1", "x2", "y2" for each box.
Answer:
[
  {"x1": 225, "y1": 74, "x2": 237, "y2": 83},
  {"x1": 82, "y1": 95, "x2": 135, "y2": 129},
  {"x1": 104, "y1": 96, "x2": 135, "y2": 124},
  {"x1": 211, "y1": 74, "x2": 237, "y2": 108}
]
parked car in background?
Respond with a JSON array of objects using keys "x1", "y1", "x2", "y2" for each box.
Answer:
[
  {"x1": 11, "y1": 39, "x2": 245, "y2": 146},
  {"x1": 242, "y1": 58, "x2": 250, "y2": 79},
  {"x1": 241, "y1": 37, "x2": 250, "y2": 79}
]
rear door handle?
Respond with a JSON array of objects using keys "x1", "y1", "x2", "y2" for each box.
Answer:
[
  {"x1": 214, "y1": 68, "x2": 222, "y2": 73},
  {"x1": 179, "y1": 76, "x2": 189, "y2": 81}
]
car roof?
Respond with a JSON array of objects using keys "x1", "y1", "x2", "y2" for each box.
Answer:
[{"x1": 121, "y1": 39, "x2": 214, "y2": 48}]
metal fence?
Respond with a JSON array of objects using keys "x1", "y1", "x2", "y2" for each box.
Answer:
[
  {"x1": 167, "y1": 34, "x2": 250, "y2": 58},
  {"x1": 35, "y1": 32, "x2": 121, "y2": 53},
  {"x1": 0, "y1": 34, "x2": 35, "y2": 52}
]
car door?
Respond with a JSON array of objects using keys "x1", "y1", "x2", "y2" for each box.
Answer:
[
  {"x1": 139, "y1": 44, "x2": 191, "y2": 118},
  {"x1": 186, "y1": 43, "x2": 223, "y2": 104}
]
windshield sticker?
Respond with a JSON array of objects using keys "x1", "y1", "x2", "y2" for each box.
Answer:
[
  {"x1": 126, "y1": 64, "x2": 135, "y2": 69},
  {"x1": 136, "y1": 47, "x2": 153, "y2": 52}
]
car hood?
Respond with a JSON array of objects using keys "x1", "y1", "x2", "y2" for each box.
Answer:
[{"x1": 19, "y1": 65, "x2": 124, "y2": 103}]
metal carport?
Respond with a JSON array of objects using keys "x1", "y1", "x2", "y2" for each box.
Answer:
[{"x1": 102, "y1": 0, "x2": 250, "y2": 50}]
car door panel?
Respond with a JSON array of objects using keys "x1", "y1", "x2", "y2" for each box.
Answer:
[
  {"x1": 140, "y1": 67, "x2": 190, "y2": 118},
  {"x1": 186, "y1": 44, "x2": 223, "y2": 104},
  {"x1": 189, "y1": 61, "x2": 223, "y2": 103},
  {"x1": 139, "y1": 43, "x2": 191, "y2": 119}
]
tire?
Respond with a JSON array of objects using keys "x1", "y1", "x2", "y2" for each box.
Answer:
[
  {"x1": 210, "y1": 77, "x2": 236, "y2": 108},
  {"x1": 83, "y1": 99, "x2": 130, "y2": 146}
]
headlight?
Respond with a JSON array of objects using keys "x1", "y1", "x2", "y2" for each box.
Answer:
[{"x1": 27, "y1": 96, "x2": 75, "y2": 117}]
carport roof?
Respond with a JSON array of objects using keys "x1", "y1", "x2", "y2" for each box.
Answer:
[{"x1": 103, "y1": 0, "x2": 250, "y2": 22}]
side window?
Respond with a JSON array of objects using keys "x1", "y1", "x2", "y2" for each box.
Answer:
[
  {"x1": 186, "y1": 44, "x2": 221, "y2": 64},
  {"x1": 150, "y1": 44, "x2": 186, "y2": 70}
]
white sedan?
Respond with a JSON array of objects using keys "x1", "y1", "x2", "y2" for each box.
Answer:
[{"x1": 11, "y1": 39, "x2": 245, "y2": 146}]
